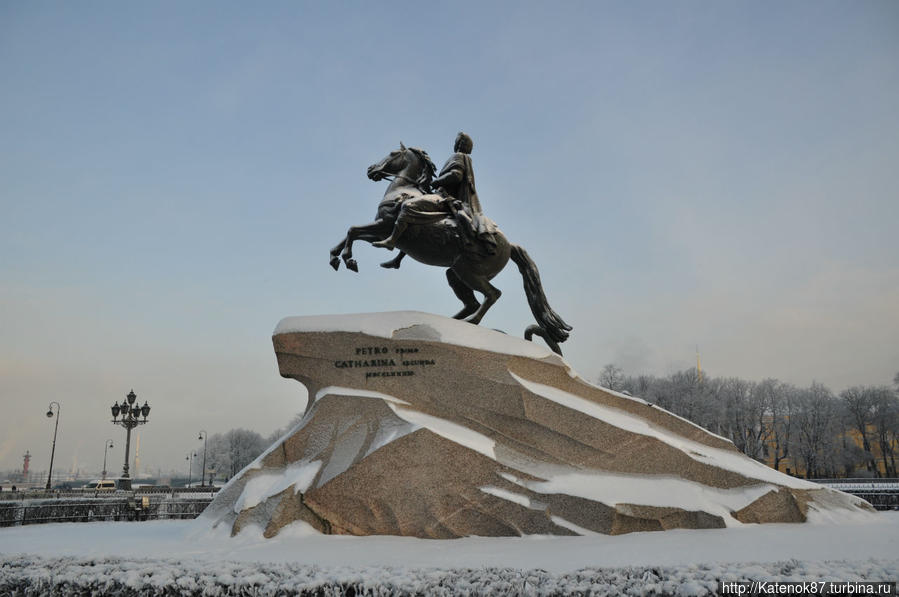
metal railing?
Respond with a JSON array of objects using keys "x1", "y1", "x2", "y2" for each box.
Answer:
[
  {"x1": 0, "y1": 486, "x2": 219, "y2": 501},
  {"x1": 811, "y1": 478, "x2": 899, "y2": 510},
  {"x1": 811, "y1": 477, "x2": 899, "y2": 489},
  {"x1": 0, "y1": 493, "x2": 215, "y2": 527}
]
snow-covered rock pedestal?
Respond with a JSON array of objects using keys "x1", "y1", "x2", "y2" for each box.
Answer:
[{"x1": 202, "y1": 311, "x2": 873, "y2": 539}]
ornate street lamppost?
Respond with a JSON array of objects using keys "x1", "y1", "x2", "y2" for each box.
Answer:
[
  {"x1": 101, "y1": 439, "x2": 114, "y2": 480},
  {"x1": 110, "y1": 390, "x2": 150, "y2": 490},
  {"x1": 198, "y1": 431, "x2": 208, "y2": 487},
  {"x1": 44, "y1": 402, "x2": 61, "y2": 490}
]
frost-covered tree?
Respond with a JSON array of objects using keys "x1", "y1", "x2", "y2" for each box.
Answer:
[
  {"x1": 650, "y1": 368, "x2": 712, "y2": 429},
  {"x1": 613, "y1": 368, "x2": 892, "y2": 478},
  {"x1": 267, "y1": 412, "x2": 306, "y2": 445},
  {"x1": 598, "y1": 364, "x2": 625, "y2": 392},
  {"x1": 870, "y1": 387, "x2": 899, "y2": 477},
  {"x1": 206, "y1": 429, "x2": 268, "y2": 480},
  {"x1": 619, "y1": 374, "x2": 659, "y2": 400},
  {"x1": 840, "y1": 386, "x2": 878, "y2": 474},
  {"x1": 758, "y1": 380, "x2": 796, "y2": 473},
  {"x1": 720, "y1": 378, "x2": 769, "y2": 462},
  {"x1": 792, "y1": 383, "x2": 840, "y2": 478}
]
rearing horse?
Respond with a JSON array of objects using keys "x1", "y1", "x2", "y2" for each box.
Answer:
[{"x1": 329, "y1": 143, "x2": 572, "y2": 354}]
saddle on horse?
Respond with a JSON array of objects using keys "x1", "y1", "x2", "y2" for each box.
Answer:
[{"x1": 376, "y1": 191, "x2": 498, "y2": 255}]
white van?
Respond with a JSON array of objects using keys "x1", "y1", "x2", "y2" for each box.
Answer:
[{"x1": 83, "y1": 479, "x2": 117, "y2": 491}]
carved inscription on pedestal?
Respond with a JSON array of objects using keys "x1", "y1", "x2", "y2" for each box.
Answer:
[{"x1": 333, "y1": 346, "x2": 436, "y2": 380}]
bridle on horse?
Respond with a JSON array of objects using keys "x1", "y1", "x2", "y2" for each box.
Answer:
[
  {"x1": 377, "y1": 151, "x2": 424, "y2": 188},
  {"x1": 380, "y1": 172, "x2": 418, "y2": 186}
]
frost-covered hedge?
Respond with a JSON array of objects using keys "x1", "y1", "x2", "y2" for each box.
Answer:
[{"x1": 0, "y1": 555, "x2": 896, "y2": 596}]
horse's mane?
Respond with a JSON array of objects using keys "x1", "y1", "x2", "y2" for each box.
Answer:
[{"x1": 407, "y1": 146, "x2": 437, "y2": 192}]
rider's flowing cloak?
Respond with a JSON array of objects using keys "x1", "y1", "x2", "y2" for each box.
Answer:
[
  {"x1": 438, "y1": 152, "x2": 497, "y2": 247},
  {"x1": 440, "y1": 152, "x2": 481, "y2": 213}
]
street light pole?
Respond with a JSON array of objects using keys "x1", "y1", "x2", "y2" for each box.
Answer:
[
  {"x1": 198, "y1": 431, "x2": 208, "y2": 487},
  {"x1": 45, "y1": 402, "x2": 61, "y2": 490},
  {"x1": 110, "y1": 390, "x2": 151, "y2": 491},
  {"x1": 186, "y1": 453, "x2": 196, "y2": 488},
  {"x1": 102, "y1": 439, "x2": 114, "y2": 480}
]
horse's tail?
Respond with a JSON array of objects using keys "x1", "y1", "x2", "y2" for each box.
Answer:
[{"x1": 510, "y1": 244, "x2": 573, "y2": 355}]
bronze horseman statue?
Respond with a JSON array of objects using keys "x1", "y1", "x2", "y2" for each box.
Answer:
[{"x1": 330, "y1": 132, "x2": 572, "y2": 354}]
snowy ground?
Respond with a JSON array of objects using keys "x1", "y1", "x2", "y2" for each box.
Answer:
[
  {"x1": 1, "y1": 514, "x2": 897, "y2": 595},
  {"x1": 3, "y1": 514, "x2": 898, "y2": 571}
]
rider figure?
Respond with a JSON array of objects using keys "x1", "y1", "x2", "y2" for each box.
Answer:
[{"x1": 374, "y1": 132, "x2": 494, "y2": 251}]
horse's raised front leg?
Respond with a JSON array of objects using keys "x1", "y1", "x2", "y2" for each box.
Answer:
[
  {"x1": 452, "y1": 266, "x2": 501, "y2": 325},
  {"x1": 341, "y1": 220, "x2": 392, "y2": 273}
]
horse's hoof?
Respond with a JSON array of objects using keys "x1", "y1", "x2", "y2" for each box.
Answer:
[
  {"x1": 346, "y1": 259, "x2": 359, "y2": 272},
  {"x1": 380, "y1": 260, "x2": 398, "y2": 269},
  {"x1": 329, "y1": 256, "x2": 340, "y2": 271},
  {"x1": 451, "y1": 306, "x2": 478, "y2": 319}
]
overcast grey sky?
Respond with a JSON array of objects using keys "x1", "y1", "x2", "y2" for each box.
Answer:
[{"x1": 2, "y1": 1, "x2": 897, "y2": 476}]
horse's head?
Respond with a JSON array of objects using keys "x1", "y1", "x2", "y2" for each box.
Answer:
[
  {"x1": 367, "y1": 143, "x2": 409, "y2": 182},
  {"x1": 367, "y1": 143, "x2": 437, "y2": 191}
]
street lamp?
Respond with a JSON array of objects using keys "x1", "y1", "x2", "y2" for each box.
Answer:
[
  {"x1": 110, "y1": 389, "x2": 151, "y2": 490},
  {"x1": 186, "y1": 452, "x2": 196, "y2": 488},
  {"x1": 198, "y1": 431, "x2": 208, "y2": 487},
  {"x1": 101, "y1": 439, "x2": 114, "y2": 480},
  {"x1": 45, "y1": 402, "x2": 61, "y2": 490}
]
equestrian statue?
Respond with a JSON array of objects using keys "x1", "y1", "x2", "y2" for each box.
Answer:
[{"x1": 329, "y1": 132, "x2": 572, "y2": 355}]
